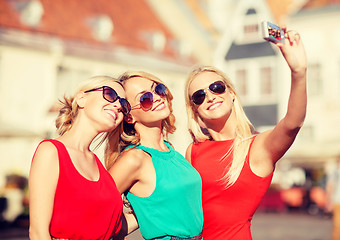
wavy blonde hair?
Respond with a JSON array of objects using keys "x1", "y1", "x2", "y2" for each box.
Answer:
[
  {"x1": 105, "y1": 71, "x2": 176, "y2": 169},
  {"x1": 55, "y1": 76, "x2": 124, "y2": 153},
  {"x1": 185, "y1": 66, "x2": 256, "y2": 188}
]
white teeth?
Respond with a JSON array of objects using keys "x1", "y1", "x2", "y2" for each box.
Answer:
[
  {"x1": 105, "y1": 110, "x2": 117, "y2": 120},
  {"x1": 208, "y1": 102, "x2": 220, "y2": 110},
  {"x1": 154, "y1": 103, "x2": 164, "y2": 111}
]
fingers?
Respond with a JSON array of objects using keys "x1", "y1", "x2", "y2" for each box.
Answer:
[{"x1": 284, "y1": 30, "x2": 301, "y2": 45}]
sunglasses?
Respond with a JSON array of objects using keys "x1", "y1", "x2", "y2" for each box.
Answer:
[
  {"x1": 191, "y1": 81, "x2": 226, "y2": 105},
  {"x1": 84, "y1": 86, "x2": 131, "y2": 115},
  {"x1": 131, "y1": 83, "x2": 168, "y2": 111}
]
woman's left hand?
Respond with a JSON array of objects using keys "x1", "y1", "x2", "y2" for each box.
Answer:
[{"x1": 276, "y1": 27, "x2": 307, "y2": 75}]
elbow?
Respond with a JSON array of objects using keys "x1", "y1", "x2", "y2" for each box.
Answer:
[
  {"x1": 282, "y1": 118, "x2": 305, "y2": 137},
  {"x1": 285, "y1": 112, "x2": 306, "y2": 130}
]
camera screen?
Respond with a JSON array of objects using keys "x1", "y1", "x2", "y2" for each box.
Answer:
[{"x1": 267, "y1": 23, "x2": 282, "y2": 41}]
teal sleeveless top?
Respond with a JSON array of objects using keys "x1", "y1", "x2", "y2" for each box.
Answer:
[{"x1": 125, "y1": 141, "x2": 203, "y2": 240}]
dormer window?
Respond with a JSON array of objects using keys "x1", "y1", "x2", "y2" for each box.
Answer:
[
  {"x1": 89, "y1": 15, "x2": 114, "y2": 42},
  {"x1": 14, "y1": 0, "x2": 44, "y2": 27},
  {"x1": 141, "y1": 31, "x2": 166, "y2": 53},
  {"x1": 170, "y1": 39, "x2": 192, "y2": 58},
  {"x1": 236, "y1": 7, "x2": 261, "y2": 44},
  {"x1": 150, "y1": 31, "x2": 166, "y2": 52}
]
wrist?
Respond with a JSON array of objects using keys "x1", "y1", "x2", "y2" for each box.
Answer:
[{"x1": 291, "y1": 67, "x2": 307, "y2": 78}]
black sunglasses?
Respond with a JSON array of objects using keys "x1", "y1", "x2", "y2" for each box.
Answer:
[
  {"x1": 84, "y1": 86, "x2": 131, "y2": 115},
  {"x1": 131, "y1": 83, "x2": 168, "y2": 111},
  {"x1": 191, "y1": 81, "x2": 226, "y2": 105}
]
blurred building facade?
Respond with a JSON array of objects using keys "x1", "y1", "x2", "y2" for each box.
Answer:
[
  {"x1": 0, "y1": 0, "x2": 340, "y2": 195},
  {"x1": 0, "y1": 0, "x2": 215, "y2": 187},
  {"x1": 209, "y1": 0, "x2": 340, "y2": 189}
]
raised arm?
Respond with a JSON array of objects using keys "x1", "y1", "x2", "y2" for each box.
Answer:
[
  {"x1": 251, "y1": 29, "x2": 307, "y2": 175},
  {"x1": 29, "y1": 142, "x2": 59, "y2": 240}
]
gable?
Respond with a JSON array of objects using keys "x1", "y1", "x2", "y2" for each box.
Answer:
[{"x1": 225, "y1": 41, "x2": 277, "y2": 60}]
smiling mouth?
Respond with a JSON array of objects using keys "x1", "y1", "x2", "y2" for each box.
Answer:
[
  {"x1": 153, "y1": 102, "x2": 165, "y2": 111},
  {"x1": 105, "y1": 109, "x2": 118, "y2": 120},
  {"x1": 207, "y1": 102, "x2": 221, "y2": 110}
]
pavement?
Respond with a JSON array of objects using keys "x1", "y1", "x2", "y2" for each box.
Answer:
[
  {"x1": 0, "y1": 212, "x2": 332, "y2": 240},
  {"x1": 126, "y1": 212, "x2": 332, "y2": 240}
]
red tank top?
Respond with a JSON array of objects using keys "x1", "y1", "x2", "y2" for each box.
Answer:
[
  {"x1": 191, "y1": 138, "x2": 273, "y2": 240},
  {"x1": 36, "y1": 139, "x2": 123, "y2": 239}
]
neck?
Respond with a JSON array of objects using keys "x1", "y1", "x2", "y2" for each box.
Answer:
[
  {"x1": 135, "y1": 123, "x2": 168, "y2": 151},
  {"x1": 204, "y1": 113, "x2": 237, "y2": 141},
  {"x1": 57, "y1": 117, "x2": 98, "y2": 152}
]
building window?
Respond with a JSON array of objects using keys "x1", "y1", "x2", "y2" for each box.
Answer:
[
  {"x1": 235, "y1": 69, "x2": 247, "y2": 97},
  {"x1": 260, "y1": 67, "x2": 272, "y2": 95},
  {"x1": 308, "y1": 63, "x2": 322, "y2": 96},
  {"x1": 244, "y1": 24, "x2": 258, "y2": 35},
  {"x1": 237, "y1": 8, "x2": 260, "y2": 43}
]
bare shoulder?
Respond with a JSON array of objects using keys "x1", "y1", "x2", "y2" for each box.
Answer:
[
  {"x1": 32, "y1": 141, "x2": 59, "y2": 165},
  {"x1": 115, "y1": 148, "x2": 150, "y2": 169},
  {"x1": 252, "y1": 130, "x2": 272, "y2": 151},
  {"x1": 250, "y1": 130, "x2": 276, "y2": 176},
  {"x1": 30, "y1": 141, "x2": 59, "y2": 185}
]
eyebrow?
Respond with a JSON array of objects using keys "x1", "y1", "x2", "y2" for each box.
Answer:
[{"x1": 134, "y1": 81, "x2": 156, "y2": 100}]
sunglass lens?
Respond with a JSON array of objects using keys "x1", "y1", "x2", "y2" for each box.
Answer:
[
  {"x1": 192, "y1": 90, "x2": 206, "y2": 105},
  {"x1": 140, "y1": 92, "x2": 153, "y2": 110},
  {"x1": 103, "y1": 87, "x2": 118, "y2": 103},
  {"x1": 210, "y1": 81, "x2": 226, "y2": 94},
  {"x1": 120, "y1": 99, "x2": 131, "y2": 115},
  {"x1": 155, "y1": 83, "x2": 167, "y2": 97}
]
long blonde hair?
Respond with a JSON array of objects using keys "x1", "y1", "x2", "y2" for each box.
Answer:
[
  {"x1": 105, "y1": 71, "x2": 176, "y2": 169},
  {"x1": 185, "y1": 66, "x2": 256, "y2": 188},
  {"x1": 55, "y1": 75, "x2": 124, "y2": 153}
]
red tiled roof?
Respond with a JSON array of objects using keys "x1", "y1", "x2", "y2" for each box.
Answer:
[
  {"x1": 266, "y1": 0, "x2": 340, "y2": 23},
  {"x1": 0, "y1": 0, "x2": 177, "y2": 57},
  {"x1": 302, "y1": 0, "x2": 340, "y2": 9}
]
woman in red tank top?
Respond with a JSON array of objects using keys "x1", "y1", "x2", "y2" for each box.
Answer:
[
  {"x1": 184, "y1": 27, "x2": 307, "y2": 239},
  {"x1": 29, "y1": 76, "x2": 131, "y2": 239}
]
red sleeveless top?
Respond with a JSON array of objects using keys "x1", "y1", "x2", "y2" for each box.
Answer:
[
  {"x1": 191, "y1": 138, "x2": 273, "y2": 240},
  {"x1": 35, "y1": 139, "x2": 122, "y2": 239}
]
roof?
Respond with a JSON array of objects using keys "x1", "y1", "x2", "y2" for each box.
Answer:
[
  {"x1": 301, "y1": 0, "x2": 340, "y2": 9},
  {"x1": 266, "y1": 0, "x2": 309, "y2": 23},
  {"x1": 225, "y1": 41, "x2": 277, "y2": 60},
  {"x1": 266, "y1": 0, "x2": 340, "y2": 23},
  {"x1": 0, "y1": 0, "x2": 183, "y2": 60}
]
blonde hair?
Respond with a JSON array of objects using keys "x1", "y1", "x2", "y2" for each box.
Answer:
[
  {"x1": 105, "y1": 71, "x2": 176, "y2": 169},
  {"x1": 56, "y1": 76, "x2": 124, "y2": 155},
  {"x1": 185, "y1": 66, "x2": 256, "y2": 188}
]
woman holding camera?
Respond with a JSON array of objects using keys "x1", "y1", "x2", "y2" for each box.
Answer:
[{"x1": 184, "y1": 28, "x2": 307, "y2": 239}]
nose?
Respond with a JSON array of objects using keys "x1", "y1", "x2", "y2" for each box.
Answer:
[
  {"x1": 205, "y1": 90, "x2": 215, "y2": 102},
  {"x1": 111, "y1": 99, "x2": 122, "y2": 111},
  {"x1": 152, "y1": 92, "x2": 162, "y2": 103}
]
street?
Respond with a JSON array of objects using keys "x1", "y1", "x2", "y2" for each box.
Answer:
[
  {"x1": 126, "y1": 212, "x2": 332, "y2": 240},
  {"x1": 0, "y1": 212, "x2": 332, "y2": 240}
]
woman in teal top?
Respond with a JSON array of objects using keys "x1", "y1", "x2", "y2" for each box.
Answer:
[{"x1": 106, "y1": 71, "x2": 203, "y2": 240}]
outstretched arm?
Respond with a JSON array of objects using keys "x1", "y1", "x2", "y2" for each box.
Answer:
[{"x1": 251, "y1": 28, "x2": 307, "y2": 176}]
